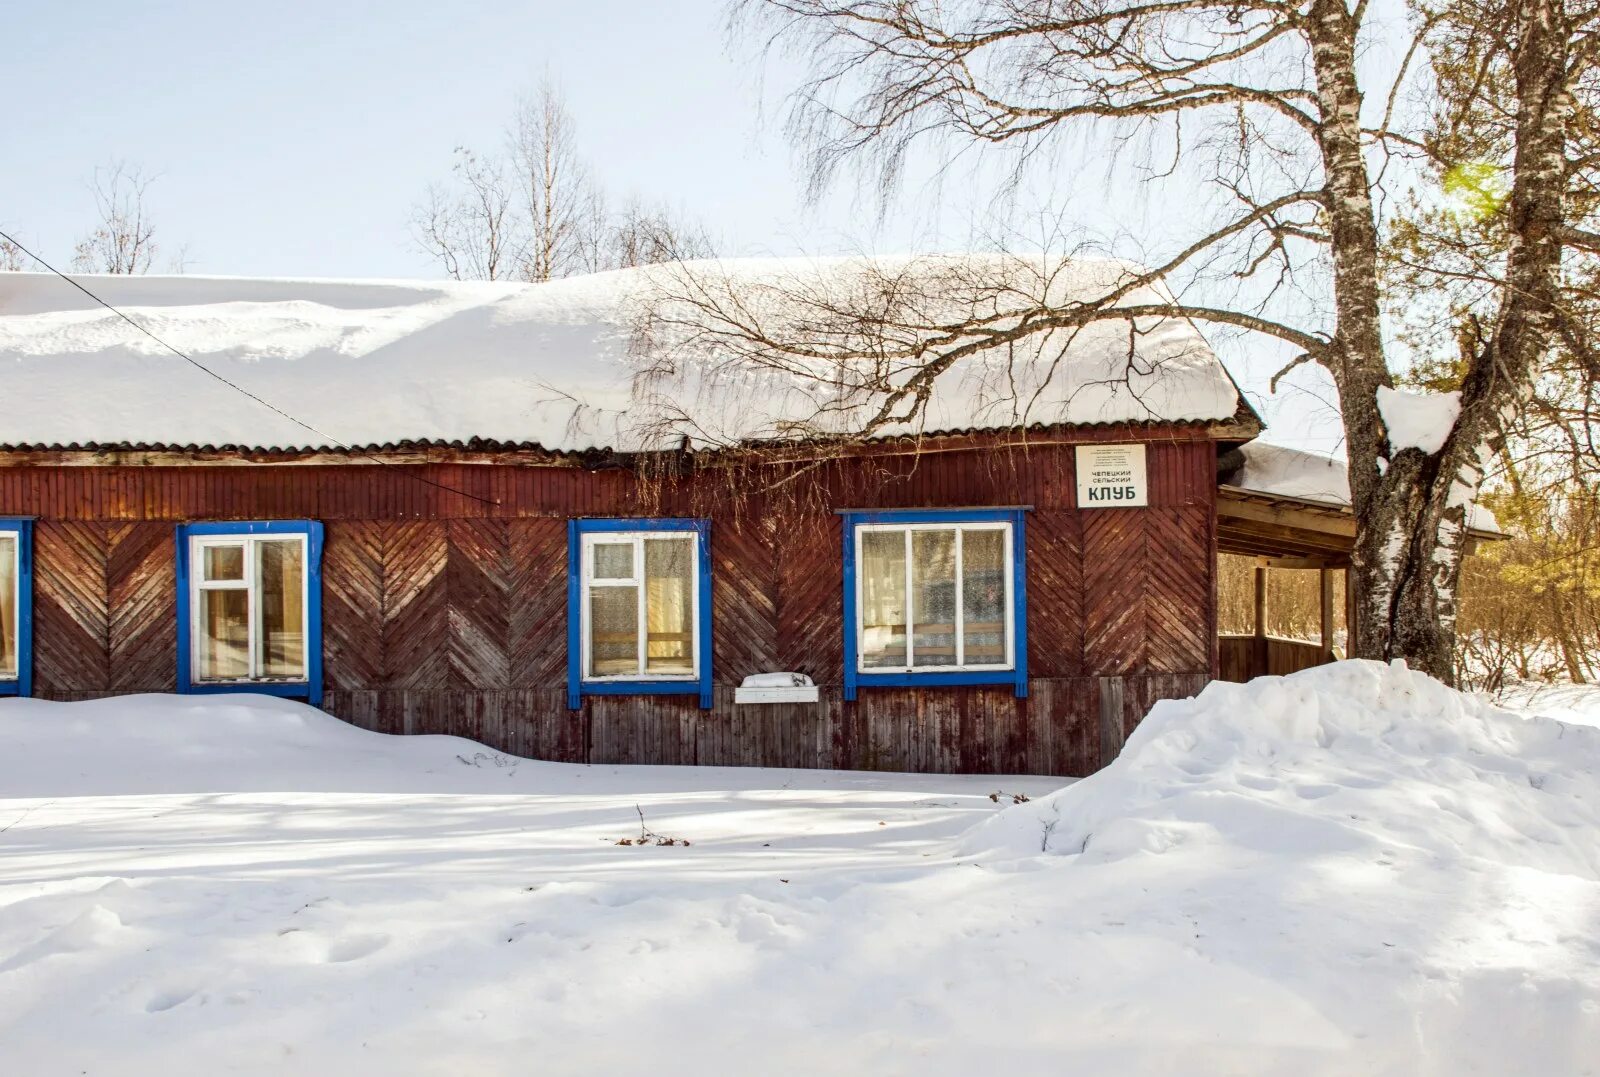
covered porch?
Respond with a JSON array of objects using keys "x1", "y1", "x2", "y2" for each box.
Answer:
[
  {"x1": 1215, "y1": 484, "x2": 1355, "y2": 683},
  {"x1": 1213, "y1": 450, "x2": 1501, "y2": 683}
]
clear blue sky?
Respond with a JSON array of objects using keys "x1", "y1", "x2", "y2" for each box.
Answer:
[
  {"x1": 1, "y1": 0, "x2": 1346, "y2": 448},
  {"x1": 3, "y1": 0, "x2": 895, "y2": 277}
]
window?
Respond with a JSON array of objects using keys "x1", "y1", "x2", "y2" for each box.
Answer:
[
  {"x1": 567, "y1": 519, "x2": 711, "y2": 709},
  {"x1": 177, "y1": 522, "x2": 323, "y2": 705},
  {"x1": 843, "y1": 509, "x2": 1028, "y2": 700},
  {"x1": 0, "y1": 519, "x2": 33, "y2": 697}
]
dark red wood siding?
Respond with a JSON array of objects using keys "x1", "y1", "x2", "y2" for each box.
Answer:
[{"x1": 1, "y1": 433, "x2": 1219, "y2": 775}]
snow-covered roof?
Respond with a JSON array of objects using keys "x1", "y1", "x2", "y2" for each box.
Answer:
[
  {"x1": 1223, "y1": 441, "x2": 1501, "y2": 535},
  {"x1": 0, "y1": 257, "x2": 1247, "y2": 454}
]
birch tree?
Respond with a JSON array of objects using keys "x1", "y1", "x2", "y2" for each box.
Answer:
[
  {"x1": 412, "y1": 147, "x2": 520, "y2": 281},
  {"x1": 659, "y1": 0, "x2": 1595, "y2": 680},
  {"x1": 611, "y1": 198, "x2": 716, "y2": 269},
  {"x1": 72, "y1": 161, "x2": 159, "y2": 274},
  {"x1": 414, "y1": 83, "x2": 714, "y2": 281},
  {"x1": 511, "y1": 82, "x2": 604, "y2": 281}
]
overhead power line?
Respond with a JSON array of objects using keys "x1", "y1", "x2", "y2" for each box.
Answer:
[{"x1": 0, "y1": 229, "x2": 500, "y2": 506}]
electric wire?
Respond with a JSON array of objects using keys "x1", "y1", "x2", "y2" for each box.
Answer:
[{"x1": 0, "y1": 229, "x2": 502, "y2": 505}]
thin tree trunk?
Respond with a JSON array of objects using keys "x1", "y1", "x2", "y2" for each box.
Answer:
[{"x1": 1548, "y1": 590, "x2": 1588, "y2": 683}]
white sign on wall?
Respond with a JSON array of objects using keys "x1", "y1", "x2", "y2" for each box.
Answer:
[{"x1": 1076, "y1": 443, "x2": 1148, "y2": 507}]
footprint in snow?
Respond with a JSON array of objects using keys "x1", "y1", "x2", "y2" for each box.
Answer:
[
  {"x1": 323, "y1": 934, "x2": 390, "y2": 964},
  {"x1": 145, "y1": 987, "x2": 198, "y2": 1013}
]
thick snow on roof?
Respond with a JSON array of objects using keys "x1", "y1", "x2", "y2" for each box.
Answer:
[
  {"x1": 1225, "y1": 441, "x2": 1501, "y2": 534},
  {"x1": 0, "y1": 257, "x2": 1245, "y2": 453}
]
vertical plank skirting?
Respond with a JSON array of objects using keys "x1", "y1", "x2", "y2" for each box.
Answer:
[
  {"x1": 1097, "y1": 676, "x2": 1126, "y2": 769},
  {"x1": 317, "y1": 675, "x2": 1209, "y2": 777}
]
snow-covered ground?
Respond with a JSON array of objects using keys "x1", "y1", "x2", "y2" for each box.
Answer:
[
  {"x1": 1496, "y1": 679, "x2": 1600, "y2": 730},
  {"x1": 2, "y1": 664, "x2": 1598, "y2": 1074}
]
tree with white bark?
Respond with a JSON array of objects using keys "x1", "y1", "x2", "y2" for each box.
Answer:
[
  {"x1": 71, "y1": 161, "x2": 159, "y2": 275},
  {"x1": 636, "y1": 0, "x2": 1596, "y2": 681},
  {"x1": 414, "y1": 82, "x2": 713, "y2": 282},
  {"x1": 413, "y1": 148, "x2": 519, "y2": 281}
]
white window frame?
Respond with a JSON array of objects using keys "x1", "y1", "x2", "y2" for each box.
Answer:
[
  {"x1": 0, "y1": 532, "x2": 17, "y2": 679},
  {"x1": 579, "y1": 531, "x2": 701, "y2": 682},
  {"x1": 188, "y1": 533, "x2": 311, "y2": 684},
  {"x1": 853, "y1": 520, "x2": 1015, "y2": 674}
]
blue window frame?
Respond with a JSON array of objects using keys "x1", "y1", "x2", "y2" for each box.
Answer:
[
  {"x1": 0, "y1": 518, "x2": 34, "y2": 698},
  {"x1": 567, "y1": 518, "x2": 712, "y2": 709},
  {"x1": 842, "y1": 508, "x2": 1028, "y2": 701},
  {"x1": 176, "y1": 521, "x2": 324, "y2": 706}
]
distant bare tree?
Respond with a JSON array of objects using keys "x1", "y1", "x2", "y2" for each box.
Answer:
[
  {"x1": 512, "y1": 82, "x2": 605, "y2": 281},
  {"x1": 611, "y1": 198, "x2": 716, "y2": 269},
  {"x1": 72, "y1": 162, "x2": 158, "y2": 274},
  {"x1": 0, "y1": 235, "x2": 25, "y2": 271},
  {"x1": 415, "y1": 82, "x2": 713, "y2": 281},
  {"x1": 412, "y1": 147, "x2": 521, "y2": 281}
]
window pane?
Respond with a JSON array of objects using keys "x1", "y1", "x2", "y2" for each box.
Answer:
[
  {"x1": 257, "y1": 539, "x2": 306, "y2": 679},
  {"x1": 859, "y1": 530, "x2": 907, "y2": 668},
  {"x1": 589, "y1": 585, "x2": 639, "y2": 677},
  {"x1": 198, "y1": 588, "x2": 250, "y2": 681},
  {"x1": 911, "y1": 530, "x2": 957, "y2": 667},
  {"x1": 962, "y1": 529, "x2": 1008, "y2": 665},
  {"x1": 644, "y1": 538, "x2": 694, "y2": 674},
  {"x1": 593, "y1": 542, "x2": 634, "y2": 580},
  {"x1": 0, "y1": 536, "x2": 15, "y2": 679},
  {"x1": 203, "y1": 544, "x2": 245, "y2": 582}
]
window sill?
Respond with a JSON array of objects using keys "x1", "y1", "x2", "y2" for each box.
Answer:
[
  {"x1": 181, "y1": 682, "x2": 314, "y2": 700},
  {"x1": 0, "y1": 681, "x2": 21, "y2": 697},
  {"x1": 580, "y1": 680, "x2": 701, "y2": 694},
  {"x1": 571, "y1": 678, "x2": 713, "y2": 709},
  {"x1": 848, "y1": 669, "x2": 1028, "y2": 699}
]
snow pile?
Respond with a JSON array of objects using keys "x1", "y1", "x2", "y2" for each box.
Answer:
[
  {"x1": 0, "y1": 693, "x2": 574, "y2": 797},
  {"x1": 967, "y1": 660, "x2": 1600, "y2": 872},
  {"x1": 0, "y1": 256, "x2": 1243, "y2": 453},
  {"x1": 1377, "y1": 386, "x2": 1461, "y2": 454},
  {"x1": 961, "y1": 660, "x2": 1600, "y2": 1070}
]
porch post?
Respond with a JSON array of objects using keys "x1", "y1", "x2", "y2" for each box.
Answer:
[
  {"x1": 1253, "y1": 565, "x2": 1268, "y2": 677},
  {"x1": 1319, "y1": 568, "x2": 1335, "y2": 661}
]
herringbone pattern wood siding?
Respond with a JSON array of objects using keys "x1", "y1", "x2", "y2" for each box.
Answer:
[
  {"x1": 381, "y1": 523, "x2": 449, "y2": 690},
  {"x1": 507, "y1": 519, "x2": 567, "y2": 688},
  {"x1": 107, "y1": 524, "x2": 176, "y2": 692},
  {"x1": 775, "y1": 513, "x2": 843, "y2": 683},
  {"x1": 1083, "y1": 509, "x2": 1149, "y2": 676},
  {"x1": 446, "y1": 519, "x2": 512, "y2": 689},
  {"x1": 1027, "y1": 510, "x2": 1084, "y2": 677},
  {"x1": 712, "y1": 514, "x2": 779, "y2": 682},
  {"x1": 1145, "y1": 508, "x2": 1212, "y2": 672},
  {"x1": 34, "y1": 523, "x2": 111, "y2": 694},
  {"x1": 31, "y1": 521, "x2": 175, "y2": 694},
  {"x1": 323, "y1": 522, "x2": 384, "y2": 691}
]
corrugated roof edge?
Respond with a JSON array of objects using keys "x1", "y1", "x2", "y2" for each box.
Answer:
[{"x1": 0, "y1": 407, "x2": 1262, "y2": 462}]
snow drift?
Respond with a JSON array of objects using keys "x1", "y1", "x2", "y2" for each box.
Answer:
[
  {"x1": 966, "y1": 659, "x2": 1600, "y2": 877},
  {"x1": 956, "y1": 660, "x2": 1600, "y2": 1071}
]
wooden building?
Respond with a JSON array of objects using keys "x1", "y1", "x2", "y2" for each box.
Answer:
[{"x1": 0, "y1": 262, "x2": 1449, "y2": 776}]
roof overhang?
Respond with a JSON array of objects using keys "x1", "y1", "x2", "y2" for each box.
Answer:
[{"x1": 1218, "y1": 484, "x2": 1503, "y2": 568}]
